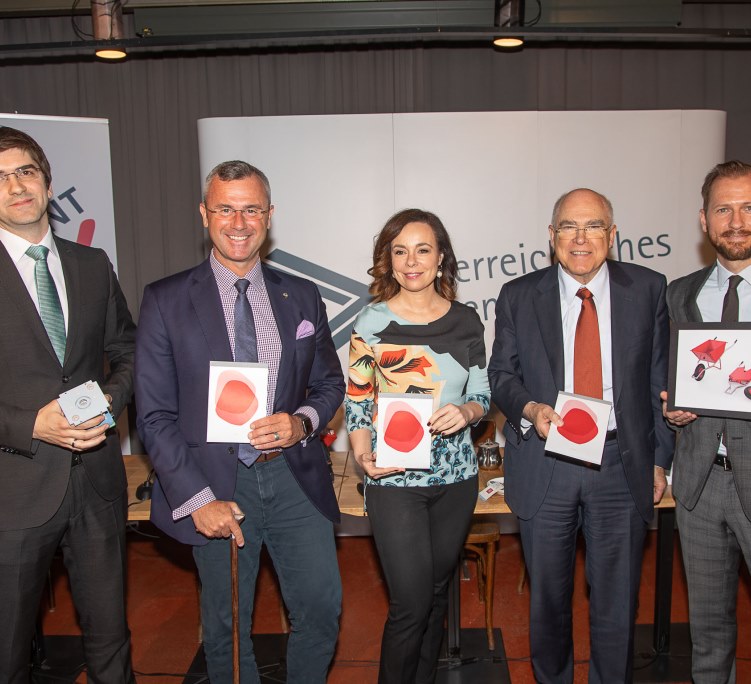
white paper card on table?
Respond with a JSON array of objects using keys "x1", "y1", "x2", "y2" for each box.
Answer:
[
  {"x1": 545, "y1": 391, "x2": 612, "y2": 466},
  {"x1": 207, "y1": 361, "x2": 269, "y2": 443},
  {"x1": 376, "y1": 393, "x2": 433, "y2": 469},
  {"x1": 478, "y1": 477, "x2": 504, "y2": 501}
]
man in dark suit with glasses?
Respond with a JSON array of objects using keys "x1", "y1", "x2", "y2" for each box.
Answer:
[
  {"x1": 489, "y1": 188, "x2": 674, "y2": 683},
  {"x1": 0, "y1": 126, "x2": 136, "y2": 683}
]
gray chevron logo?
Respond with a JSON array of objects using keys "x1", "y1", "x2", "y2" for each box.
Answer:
[{"x1": 265, "y1": 249, "x2": 371, "y2": 350}]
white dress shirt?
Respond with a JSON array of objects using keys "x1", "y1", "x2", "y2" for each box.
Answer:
[
  {"x1": 558, "y1": 263, "x2": 617, "y2": 430},
  {"x1": 0, "y1": 225, "x2": 69, "y2": 332}
]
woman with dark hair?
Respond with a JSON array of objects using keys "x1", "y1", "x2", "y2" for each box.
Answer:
[{"x1": 345, "y1": 208, "x2": 490, "y2": 683}]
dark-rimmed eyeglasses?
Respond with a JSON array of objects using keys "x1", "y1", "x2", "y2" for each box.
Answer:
[
  {"x1": 0, "y1": 165, "x2": 42, "y2": 184},
  {"x1": 554, "y1": 223, "x2": 610, "y2": 239},
  {"x1": 205, "y1": 206, "x2": 271, "y2": 221}
]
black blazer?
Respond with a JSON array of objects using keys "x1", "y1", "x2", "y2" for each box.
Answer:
[
  {"x1": 0, "y1": 235, "x2": 136, "y2": 530},
  {"x1": 488, "y1": 259, "x2": 674, "y2": 522}
]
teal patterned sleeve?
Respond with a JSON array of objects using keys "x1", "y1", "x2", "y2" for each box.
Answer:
[
  {"x1": 344, "y1": 325, "x2": 376, "y2": 434},
  {"x1": 465, "y1": 309, "x2": 491, "y2": 416}
]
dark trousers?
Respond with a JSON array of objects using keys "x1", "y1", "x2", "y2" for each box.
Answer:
[
  {"x1": 0, "y1": 462, "x2": 133, "y2": 684},
  {"x1": 193, "y1": 456, "x2": 341, "y2": 684},
  {"x1": 366, "y1": 476, "x2": 477, "y2": 684},
  {"x1": 519, "y1": 442, "x2": 647, "y2": 684}
]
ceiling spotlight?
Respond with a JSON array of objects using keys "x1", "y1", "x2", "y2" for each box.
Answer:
[
  {"x1": 95, "y1": 48, "x2": 127, "y2": 60},
  {"x1": 91, "y1": 0, "x2": 127, "y2": 60},
  {"x1": 493, "y1": 37, "x2": 524, "y2": 48}
]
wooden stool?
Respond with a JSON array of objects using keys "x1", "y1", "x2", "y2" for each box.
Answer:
[{"x1": 463, "y1": 521, "x2": 501, "y2": 650}]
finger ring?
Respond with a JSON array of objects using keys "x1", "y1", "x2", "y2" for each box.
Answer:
[
  {"x1": 71, "y1": 439, "x2": 76, "y2": 448},
  {"x1": 273, "y1": 432, "x2": 281, "y2": 441}
]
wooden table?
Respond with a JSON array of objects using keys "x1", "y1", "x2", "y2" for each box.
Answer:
[
  {"x1": 331, "y1": 450, "x2": 679, "y2": 662},
  {"x1": 333, "y1": 450, "x2": 676, "y2": 514}
]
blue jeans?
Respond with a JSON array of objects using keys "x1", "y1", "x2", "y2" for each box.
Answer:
[{"x1": 193, "y1": 456, "x2": 341, "y2": 684}]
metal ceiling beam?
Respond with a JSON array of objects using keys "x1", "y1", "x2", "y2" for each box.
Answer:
[
  {"x1": 133, "y1": 1, "x2": 495, "y2": 37},
  {"x1": 1, "y1": 24, "x2": 750, "y2": 62}
]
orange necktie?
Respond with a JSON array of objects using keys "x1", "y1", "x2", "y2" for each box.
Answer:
[{"x1": 574, "y1": 288, "x2": 603, "y2": 399}]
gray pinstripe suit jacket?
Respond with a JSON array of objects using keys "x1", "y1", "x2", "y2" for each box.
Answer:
[{"x1": 668, "y1": 265, "x2": 751, "y2": 521}]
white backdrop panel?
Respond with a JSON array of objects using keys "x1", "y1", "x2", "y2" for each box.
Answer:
[{"x1": 198, "y1": 109, "x2": 726, "y2": 403}]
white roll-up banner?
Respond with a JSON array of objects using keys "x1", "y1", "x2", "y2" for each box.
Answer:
[{"x1": 0, "y1": 113, "x2": 128, "y2": 451}]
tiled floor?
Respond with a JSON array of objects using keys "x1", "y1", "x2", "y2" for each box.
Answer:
[{"x1": 40, "y1": 524, "x2": 751, "y2": 683}]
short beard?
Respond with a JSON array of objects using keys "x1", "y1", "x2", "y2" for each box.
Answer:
[{"x1": 709, "y1": 230, "x2": 751, "y2": 263}]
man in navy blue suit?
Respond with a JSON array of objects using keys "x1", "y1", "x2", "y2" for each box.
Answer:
[
  {"x1": 135, "y1": 161, "x2": 344, "y2": 684},
  {"x1": 489, "y1": 188, "x2": 674, "y2": 683}
]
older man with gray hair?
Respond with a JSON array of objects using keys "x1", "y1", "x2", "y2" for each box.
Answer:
[{"x1": 489, "y1": 188, "x2": 673, "y2": 683}]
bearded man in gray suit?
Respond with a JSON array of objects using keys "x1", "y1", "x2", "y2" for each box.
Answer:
[{"x1": 663, "y1": 160, "x2": 751, "y2": 684}]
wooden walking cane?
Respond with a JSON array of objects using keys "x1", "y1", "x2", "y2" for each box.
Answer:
[{"x1": 231, "y1": 539, "x2": 240, "y2": 684}]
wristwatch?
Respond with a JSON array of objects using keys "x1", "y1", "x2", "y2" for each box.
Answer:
[{"x1": 294, "y1": 413, "x2": 314, "y2": 440}]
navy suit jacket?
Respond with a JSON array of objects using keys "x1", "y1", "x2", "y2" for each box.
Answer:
[
  {"x1": 0, "y1": 235, "x2": 135, "y2": 531},
  {"x1": 135, "y1": 259, "x2": 345, "y2": 546},
  {"x1": 488, "y1": 260, "x2": 674, "y2": 523}
]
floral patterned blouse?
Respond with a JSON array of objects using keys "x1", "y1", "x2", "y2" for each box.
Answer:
[{"x1": 345, "y1": 300, "x2": 490, "y2": 487}]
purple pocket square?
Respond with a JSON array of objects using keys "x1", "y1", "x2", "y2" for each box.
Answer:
[{"x1": 296, "y1": 320, "x2": 315, "y2": 340}]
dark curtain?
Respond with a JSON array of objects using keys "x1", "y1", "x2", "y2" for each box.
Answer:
[{"x1": 1, "y1": 12, "x2": 750, "y2": 315}]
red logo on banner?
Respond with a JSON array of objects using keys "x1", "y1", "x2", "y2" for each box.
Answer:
[{"x1": 76, "y1": 219, "x2": 96, "y2": 246}]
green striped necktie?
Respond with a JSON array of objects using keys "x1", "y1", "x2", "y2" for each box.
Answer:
[{"x1": 25, "y1": 244, "x2": 66, "y2": 364}]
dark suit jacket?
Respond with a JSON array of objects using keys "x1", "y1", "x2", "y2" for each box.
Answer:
[
  {"x1": 135, "y1": 259, "x2": 345, "y2": 546},
  {"x1": 488, "y1": 259, "x2": 674, "y2": 523},
  {"x1": 667, "y1": 265, "x2": 751, "y2": 520},
  {"x1": 0, "y1": 235, "x2": 136, "y2": 531}
]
